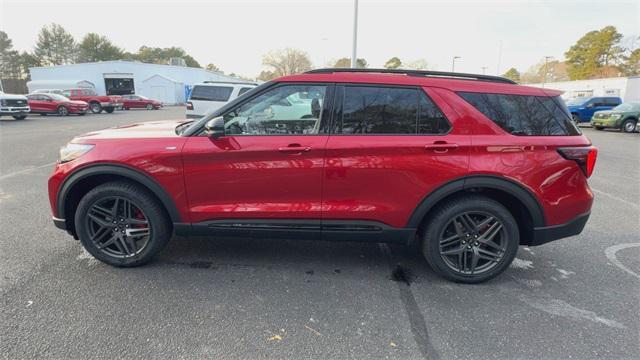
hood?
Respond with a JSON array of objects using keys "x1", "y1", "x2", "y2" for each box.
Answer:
[
  {"x1": 75, "y1": 119, "x2": 189, "y2": 140},
  {"x1": 1, "y1": 93, "x2": 28, "y2": 100}
]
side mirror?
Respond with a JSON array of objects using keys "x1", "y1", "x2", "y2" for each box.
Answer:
[{"x1": 204, "y1": 116, "x2": 225, "y2": 138}]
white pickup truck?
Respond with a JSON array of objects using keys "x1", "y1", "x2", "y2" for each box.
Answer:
[{"x1": 0, "y1": 84, "x2": 30, "y2": 120}]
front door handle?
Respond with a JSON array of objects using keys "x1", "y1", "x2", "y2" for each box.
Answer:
[{"x1": 425, "y1": 141, "x2": 458, "y2": 153}]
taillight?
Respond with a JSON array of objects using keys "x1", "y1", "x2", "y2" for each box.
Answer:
[
  {"x1": 186, "y1": 101, "x2": 193, "y2": 110},
  {"x1": 557, "y1": 146, "x2": 598, "y2": 177}
]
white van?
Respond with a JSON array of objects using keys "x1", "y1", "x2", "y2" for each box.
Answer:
[{"x1": 186, "y1": 81, "x2": 257, "y2": 119}]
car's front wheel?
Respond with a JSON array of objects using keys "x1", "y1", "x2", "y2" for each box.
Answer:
[
  {"x1": 74, "y1": 181, "x2": 172, "y2": 267},
  {"x1": 621, "y1": 119, "x2": 637, "y2": 133},
  {"x1": 104, "y1": 107, "x2": 115, "y2": 113},
  {"x1": 89, "y1": 102, "x2": 102, "y2": 114},
  {"x1": 57, "y1": 105, "x2": 69, "y2": 116},
  {"x1": 421, "y1": 195, "x2": 519, "y2": 283}
]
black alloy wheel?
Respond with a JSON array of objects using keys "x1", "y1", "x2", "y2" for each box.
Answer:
[
  {"x1": 422, "y1": 195, "x2": 519, "y2": 283},
  {"x1": 75, "y1": 181, "x2": 172, "y2": 267},
  {"x1": 85, "y1": 196, "x2": 151, "y2": 259}
]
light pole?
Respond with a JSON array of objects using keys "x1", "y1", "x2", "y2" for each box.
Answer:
[
  {"x1": 451, "y1": 56, "x2": 460, "y2": 72},
  {"x1": 542, "y1": 56, "x2": 553, "y2": 88},
  {"x1": 481, "y1": 66, "x2": 488, "y2": 75},
  {"x1": 351, "y1": 0, "x2": 359, "y2": 68}
]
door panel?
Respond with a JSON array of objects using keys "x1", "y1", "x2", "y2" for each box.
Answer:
[
  {"x1": 322, "y1": 86, "x2": 471, "y2": 229},
  {"x1": 182, "y1": 83, "x2": 333, "y2": 225}
]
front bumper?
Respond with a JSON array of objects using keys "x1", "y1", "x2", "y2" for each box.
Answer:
[
  {"x1": 1, "y1": 106, "x2": 31, "y2": 115},
  {"x1": 530, "y1": 211, "x2": 590, "y2": 246},
  {"x1": 590, "y1": 119, "x2": 619, "y2": 128},
  {"x1": 53, "y1": 216, "x2": 67, "y2": 230}
]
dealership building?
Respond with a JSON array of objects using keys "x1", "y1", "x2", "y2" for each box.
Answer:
[
  {"x1": 27, "y1": 60, "x2": 250, "y2": 105},
  {"x1": 528, "y1": 76, "x2": 640, "y2": 102}
]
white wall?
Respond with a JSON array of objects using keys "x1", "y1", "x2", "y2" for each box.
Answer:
[
  {"x1": 29, "y1": 61, "x2": 250, "y2": 104},
  {"x1": 528, "y1": 77, "x2": 640, "y2": 102}
]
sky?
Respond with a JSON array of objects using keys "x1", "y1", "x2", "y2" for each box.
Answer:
[{"x1": 1, "y1": 0, "x2": 639, "y2": 78}]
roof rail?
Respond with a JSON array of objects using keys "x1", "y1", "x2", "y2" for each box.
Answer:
[
  {"x1": 305, "y1": 68, "x2": 517, "y2": 84},
  {"x1": 202, "y1": 80, "x2": 258, "y2": 86}
]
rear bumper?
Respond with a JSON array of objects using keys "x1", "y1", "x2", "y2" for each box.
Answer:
[{"x1": 530, "y1": 211, "x2": 590, "y2": 246}]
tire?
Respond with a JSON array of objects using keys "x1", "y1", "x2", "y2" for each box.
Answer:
[
  {"x1": 40, "y1": 113, "x2": 47, "y2": 116},
  {"x1": 146, "y1": 104, "x2": 153, "y2": 110},
  {"x1": 57, "y1": 105, "x2": 69, "y2": 116},
  {"x1": 78, "y1": 112, "x2": 86, "y2": 116},
  {"x1": 90, "y1": 102, "x2": 102, "y2": 114},
  {"x1": 74, "y1": 181, "x2": 172, "y2": 267},
  {"x1": 104, "y1": 107, "x2": 115, "y2": 113},
  {"x1": 421, "y1": 195, "x2": 519, "y2": 283},
  {"x1": 12, "y1": 115, "x2": 27, "y2": 120},
  {"x1": 594, "y1": 126, "x2": 604, "y2": 131},
  {"x1": 621, "y1": 119, "x2": 637, "y2": 133},
  {"x1": 572, "y1": 114, "x2": 581, "y2": 125}
]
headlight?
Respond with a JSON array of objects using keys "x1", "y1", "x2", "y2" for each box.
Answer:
[
  {"x1": 59, "y1": 143, "x2": 94, "y2": 163},
  {"x1": 0, "y1": 99, "x2": 7, "y2": 106},
  {"x1": 610, "y1": 114, "x2": 623, "y2": 120}
]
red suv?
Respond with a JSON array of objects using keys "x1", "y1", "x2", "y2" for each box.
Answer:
[
  {"x1": 48, "y1": 69, "x2": 596, "y2": 283},
  {"x1": 62, "y1": 88, "x2": 123, "y2": 114}
]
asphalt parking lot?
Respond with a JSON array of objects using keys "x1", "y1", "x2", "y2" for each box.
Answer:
[{"x1": 1, "y1": 107, "x2": 638, "y2": 359}]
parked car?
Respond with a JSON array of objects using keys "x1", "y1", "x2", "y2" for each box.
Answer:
[
  {"x1": 186, "y1": 81, "x2": 257, "y2": 119},
  {"x1": 48, "y1": 68, "x2": 597, "y2": 283},
  {"x1": 122, "y1": 95, "x2": 162, "y2": 110},
  {"x1": 0, "y1": 91, "x2": 30, "y2": 120},
  {"x1": 62, "y1": 88, "x2": 123, "y2": 114},
  {"x1": 27, "y1": 93, "x2": 89, "y2": 116},
  {"x1": 590, "y1": 102, "x2": 640, "y2": 132},
  {"x1": 566, "y1": 96, "x2": 622, "y2": 124},
  {"x1": 33, "y1": 89, "x2": 65, "y2": 95}
]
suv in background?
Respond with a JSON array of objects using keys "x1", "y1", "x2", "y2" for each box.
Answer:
[
  {"x1": 591, "y1": 102, "x2": 640, "y2": 132},
  {"x1": 62, "y1": 88, "x2": 123, "y2": 114},
  {"x1": 566, "y1": 96, "x2": 622, "y2": 124},
  {"x1": 186, "y1": 81, "x2": 257, "y2": 119},
  {"x1": 0, "y1": 90, "x2": 30, "y2": 120},
  {"x1": 48, "y1": 69, "x2": 597, "y2": 283}
]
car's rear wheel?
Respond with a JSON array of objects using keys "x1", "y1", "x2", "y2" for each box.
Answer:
[
  {"x1": 622, "y1": 119, "x2": 637, "y2": 133},
  {"x1": 146, "y1": 104, "x2": 153, "y2": 110},
  {"x1": 421, "y1": 195, "x2": 519, "y2": 283},
  {"x1": 572, "y1": 114, "x2": 580, "y2": 125},
  {"x1": 74, "y1": 181, "x2": 172, "y2": 267},
  {"x1": 57, "y1": 105, "x2": 69, "y2": 116},
  {"x1": 90, "y1": 102, "x2": 102, "y2": 114}
]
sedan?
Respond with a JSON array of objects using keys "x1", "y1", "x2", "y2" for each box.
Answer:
[
  {"x1": 122, "y1": 95, "x2": 162, "y2": 110},
  {"x1": 27, "y1": 93, "x2": 89, "y2": 116}
]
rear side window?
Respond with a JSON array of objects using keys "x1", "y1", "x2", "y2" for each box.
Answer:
[
  {"x1": 190, "y1": 86, "x2": 233, "y2": 102},
  {"x1": 238, "y1": 87, "x2": 253, "y2": 96},
  {"x1": 337, "y1": 86, "x2": 450, "y2": 134},
  {"x1": 605, "y1": 98, "x2": 620, "y2": 106},
  {"x1": 458, "y1": 92, "x2": 580, "y2": 136}
]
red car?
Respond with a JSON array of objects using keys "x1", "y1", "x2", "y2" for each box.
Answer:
[
  {"x1": 27, "y1": 93, "x2": 89, "y2": 116},
  {"x1": 62, "y1": 88, "x2": 122, "y2": 114},
  {"x1": 122, "y1": 95, "x2": 162, "y2": 110},
  {"x1": 48, "y1": 68, "x2": 597, "y2": 283}
]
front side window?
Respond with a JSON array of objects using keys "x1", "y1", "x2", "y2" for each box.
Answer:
[
  {"x1": 190, "y1": 86, "x2": 233, "y2": 102},
  {"x1": 223, "y1": 85, "x2": 326, "y2": 135},
  {"x1": 335, "y1": 86, "x2": 450, "y2": 134},
  {"x1": 458, "y1": 92, "x2": 580, "y2": 136}
]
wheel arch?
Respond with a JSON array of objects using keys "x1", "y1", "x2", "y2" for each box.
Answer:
[
  {"x1": 58, "y1": 164, "x2": 181, "y2": 237},
  {"x1": 407, "y1": 175, "x2": 546, "y2": 246}
]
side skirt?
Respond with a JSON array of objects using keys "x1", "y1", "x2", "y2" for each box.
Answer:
[{"x1": 174, "y1": 219, "x2": 415, "y2": 244}]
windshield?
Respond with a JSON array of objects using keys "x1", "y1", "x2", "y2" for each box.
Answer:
[
  {"x1": 612, "y1": 103, "x2": 640, "y2": 112},
  {"x1": 565, "y1": 98, "x2": 587, "y2": 106},
  {"x1": 49, "y1": 94, "x2": 70, "y2": 101}
]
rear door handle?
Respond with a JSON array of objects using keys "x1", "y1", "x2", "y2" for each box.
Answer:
[
  {"x1": 425, "y1": 142, "x2": 458, "y2": 152},
  {"x1": 278, "y1": 145, "x2": 311, "y2": 153}
]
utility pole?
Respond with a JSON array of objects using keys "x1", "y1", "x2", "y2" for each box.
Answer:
[
  {"x1": 542, "y1": 56, "x2": 553, "y2": 88},
  {"x1": 351, "y1": 0, "x2": 359, "y2": 68},
  {"x1": 481, "y1": 66, "x2": 488, "y2": 75},
  {"x1": 451, "y1": 56, "x2": 460, "y2": 72}
]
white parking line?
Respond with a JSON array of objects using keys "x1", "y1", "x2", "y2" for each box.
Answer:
[
  {"x1": 592, "y1": 188, "x2": 639, "y2": 209},
  {"x1": 0, "y1": 162, "x2": 56, "y2": 181},
  {"x1": 605, "y1": 243, "x2": 640, "y2": 280}
]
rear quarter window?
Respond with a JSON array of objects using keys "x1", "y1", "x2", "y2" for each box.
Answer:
[
  {"x1": 190, "y1": 86, "x2": 234, "y2": 102},
  {"x1": 458, "y1": 92, "x2": 580, "y2": 136}
]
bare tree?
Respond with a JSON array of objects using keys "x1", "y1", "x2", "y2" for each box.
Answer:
[{"x1": 262, "y1": 48, "x2": 312, "y2": 78}]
